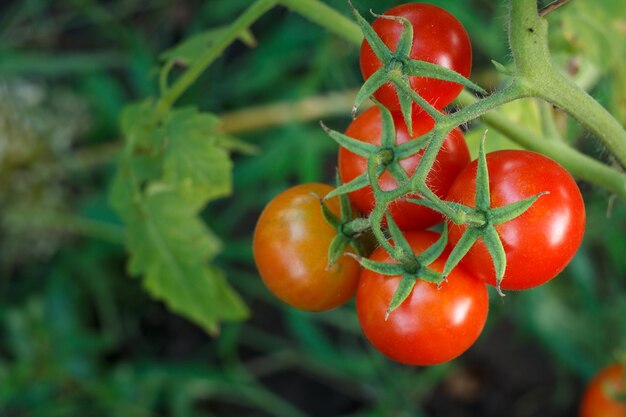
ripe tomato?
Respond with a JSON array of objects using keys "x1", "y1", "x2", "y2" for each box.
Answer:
[
  {"x1": 580, "y1": 364, "x2": 625, "y2": 417},
  {"x1": 253, "y1": 183, "x2": 360, "y2": 311},
  {"x1": 360, "y1": 3, "x2": 472, "y2": 111},
  {"x1": 356, "y1": 230, "x2": 488, "y2": 366},
  {"x1": 446, "y1": 150, "x2": 586, "y2": 290},
  {"x1": 338, "y1": 106, "x2": 470, "y2": 230}
]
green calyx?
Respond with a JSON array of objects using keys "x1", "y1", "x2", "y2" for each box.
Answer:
[
  {"x1": 350, "y1": 215, "x2": 449, "y2": 319},
  {"x1": 322, "y1": 100, "x2": 428, "y2": 203},
  {"x1": 349, "y1": 1, "x2": 485, "y2": 136},
  {"x1": 317, "y1": 180, "x2": 370, "y2": 268},
  {"x1": 439, "y1": 132, "x2": 548, "y2": 295}
]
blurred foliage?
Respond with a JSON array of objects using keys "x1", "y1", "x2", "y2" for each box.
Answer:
[{"x1": 0, "y1": 0, "x2": 625, "y2": 416}]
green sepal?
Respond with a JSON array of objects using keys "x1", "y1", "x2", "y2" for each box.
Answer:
[
  {"x1": 385, "y1": 274, "x2": 416, "y2": 320},
  {"x1": 419, "y1": 267, "x2": 443, "y2": 284},
  {"x1": 386, "y1": 161, "x2": 409, "y2": 184},
  {"x1": 369, "y1": 12, "x2": 413, "y2": 57},
  {"x1": 342, "y1": 217, "x2": 371, "y2": 235},
  {"x1": 385, "y1": 212, "x2": 414, "y2": 264},
  {"x1": 475, "y1": 131, "x2": 491, "y2": 210},
  {"x1": 395, "y1": 132, "x2": 431, "y2": 159},
  {"x1": 324, "y1": 173, "x2": 370, "y2": 200},
  {"x1": 320, "y1": 121, "x2": 377, "y2": 157},
  {"x1": 318, "y1": 194, "x2": 342, "y2": 229},
  {"x1": 377, "y1": 99, "x2": 397, "y2": 149},
  {"x1": 418, "y1": 223, "x2": 448, "y2": 266},
  {"x1": 491, "y1": 59, "x2": 513, "y2": 76},
  {"x1": 404, "y1": 198, "x2": 473, "y2": 217},
  {"x1": 443, "y1": 227, "x2": 480, "y2": 279},
  {"x1": 348, "y1": 0, "x2": 392, "y2": 62},
  {"x1": 349, "y1": 254, "x2": 405, "y2": 276},
  {"x1": 338, "y1": 176, "x2": 355, "y2": 220},
  {"x1": 353, "y1": 69, "x2": 387, "y2": 117},
  {"x1": 405, "y1": 59, "x2": 486, "y2": 95},
  {"x1": 482, "y1": 224, "x2": 507, "y2": 296},
  {"x1": 397, "y1": 87, "x2": 414, "y2": 137},
  {"x1": 327, "y1": 234, "x2": 350, "y2": 268},
  {"x1": 490, "y1": 192, "x2": 549, "y2": 224},
  {"x1": 391, "y1": 75, "x2": 439, "y2": 119}
]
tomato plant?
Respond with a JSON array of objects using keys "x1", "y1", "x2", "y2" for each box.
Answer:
[
  {"x1": 356, "y1": 230, "x2": 488, "y2": 366},
  {"x1": 580, "y1": 364, "x2": 626, "y2": 417},
  {"x1": 359, "y1": 2, "x2": 472, "y2": 112},
  {"x1": 253, "y1": 183, "x2": 361, "y2": 311},
  {"x1": 338, "y1": 106, "x2": 470, "y2": 230},
  {"x1": 446, "y1": 150, "x2": 586, "y2": 290}
]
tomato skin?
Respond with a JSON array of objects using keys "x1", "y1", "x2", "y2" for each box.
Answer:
[
  {"x1": 580, "y1": 364, "x2": 626, "y2": 417},
  {"x1": 338, "y1": 106, "x2": 470, "y2": 230},
  {"x1": 253, "y1": 183, "x2": 360, "y2": 311},
  {"x1": 360, "y1": 3, "x2": 472, "y2": 111},
  {"x1": 446, "y1": 150, "x2": 586, "y2": 290},
  {"x1": 356, "y1": 230, "x2": 488, "y2": 366}
]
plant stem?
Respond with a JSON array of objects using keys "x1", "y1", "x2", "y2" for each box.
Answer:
[
  {"x1": 508, "y1": 0, "x2": 626, "y2": 168},
  {"x1": 456, "y1": 90, "x2": 626, "y2": 200},
  {"x1": 278, "y1": 0, "x2": 362, "y2": 46},
  {"x1": 156, "y1": 0, "x2": 278, "y2": 115}
]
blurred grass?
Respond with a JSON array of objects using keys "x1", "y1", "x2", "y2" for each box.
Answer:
[{"x1": 0, "y1": 0, "x2": 625, "y2": 416}]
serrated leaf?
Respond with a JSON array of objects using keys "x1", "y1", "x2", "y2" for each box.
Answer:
[
  {"x1": 111, "y1": 174, "x2": 248, "y2": 334},
  {"x1": 162, "y1": 108, "x2": 232, "y2": 210}
]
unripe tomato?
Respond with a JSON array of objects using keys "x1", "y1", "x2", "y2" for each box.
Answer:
[
  {"x1": 253, "y1": 183, "x2": 360, "y2": 311},
  {"x1": 580, "y1": 364, "x2": 626, "y2": 417}
]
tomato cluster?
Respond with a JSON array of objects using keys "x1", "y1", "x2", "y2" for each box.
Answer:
[{"x1": 253, "y1": 2, "x2": 586, "y2": 366}]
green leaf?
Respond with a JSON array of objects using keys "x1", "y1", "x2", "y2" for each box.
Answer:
[
  {"x1": 349, "y1": 1, "x2": 392, "y2": 63},
  {"x1": 356, "y1": 256, "x2": 405, "y2": 276},
  {"x1": 162, "y1": 108, "x2": 233, "y2": 210},
  {"x1": 324, "y1": 173, "x2": 371, "y2": 200},
  {"x1": 386, "y1": 274, "x2": 416, "y2": 319},
  {"x1": 111, "y1": 172, "x2": 248, "y2": 334}
]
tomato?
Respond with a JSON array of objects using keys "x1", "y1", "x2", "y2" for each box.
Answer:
[
  {"x1": 580, "y1": 364, "x2": 626, "y2": 417},
  {"x1": 360, "y1": 3, "x2": 472, "y2": 112},
  {"x1": 356, "y1": 230, "x2": 488, "y2": 366},
  {"x1": 338, "y1": 106, "x2": 470, "y2": 230},
  {"x1": 446, "y1": 150, "x2": 586, "y2": 290},
  {"x1": 253, "y1": 183, "x2": 361, "y2": 311}
]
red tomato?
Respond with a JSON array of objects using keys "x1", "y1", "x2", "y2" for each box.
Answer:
[
  {"x1": 253, "y1": 183, "x2": 360, "y2": 311},
  {"x1": 446, "y1": 150, "x2": 586, "y2": 290},
  {"x1": 360, "y1": 3, "x2": 472, "y2": 111},
  {"x1": 580, "y1": 364, "x2": 626, "y2": 417},
  {"x1": 356, "y1": 230, "x2": 489, "y2": 366},
  {"x1": 338, "y1": 106, "x2": 470, "y2": 230}
]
